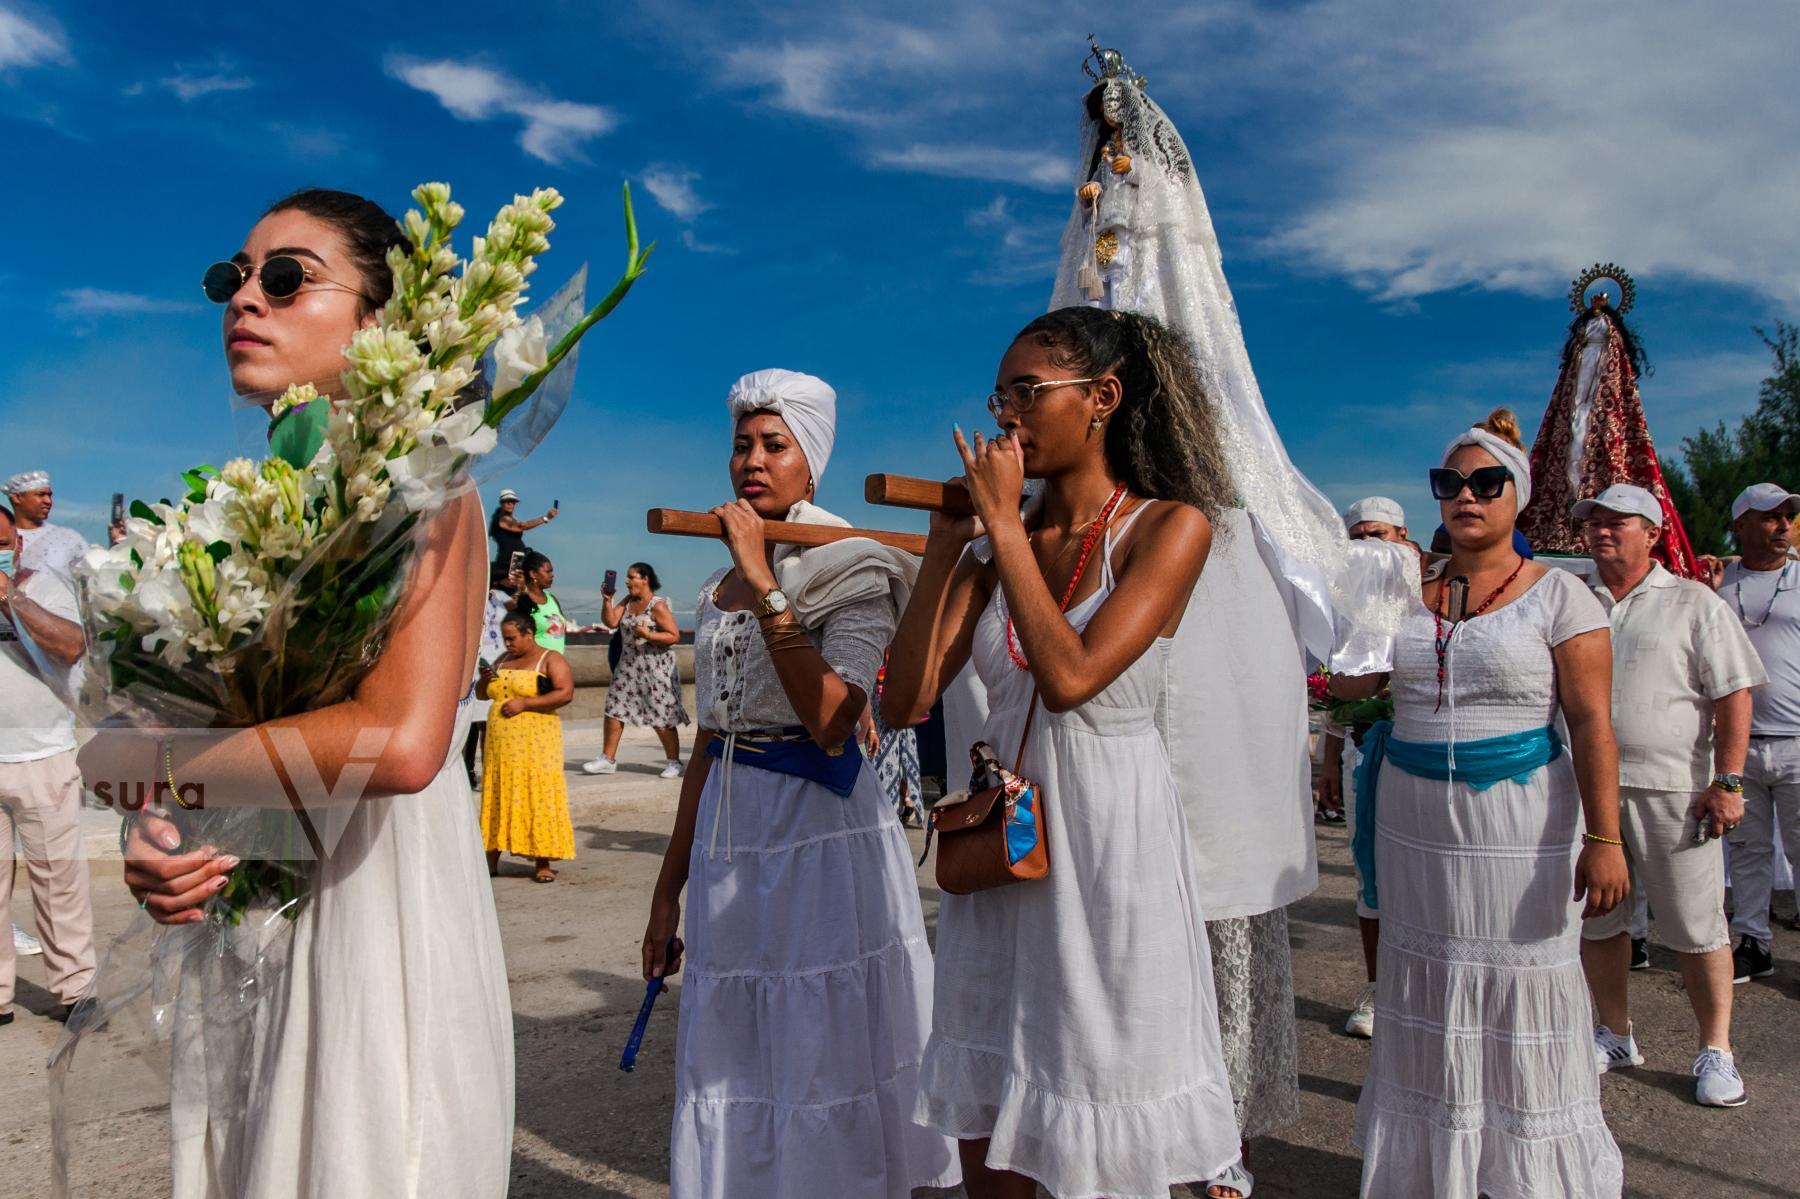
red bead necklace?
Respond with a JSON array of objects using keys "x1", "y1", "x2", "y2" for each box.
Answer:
[
  {"x1": 1006, "y1": 486, "x2": 1130, "y2": 671},
  {"x1": 1431, "y1": 555, "x2": 1525, "y2": 711}
]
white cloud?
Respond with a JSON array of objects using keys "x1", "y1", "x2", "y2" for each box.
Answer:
[
  {"x1": 0, "y1": 6, "x2": 68, "y2": 69},
  {"x1": 641, "y1": 165, "x2": 734, "y2": 253},
  {"x1": 643, "y1": 1, "x2": 1800, "y2": 307},
  {"x1": 385, "y1": 56, "x2": 616, "y2": 164},
  {"x1": 159, "y1": 70, "x2": 253, "y2": 102},
  {"x1": 641, "y1": 166, "x2": 711, "y2": 222},
  {"x1": 872, "y1": 144, "x2": 1069, "y2": 191},
  {"x1": 54, "y1": 288, "x2": 196, "y2": 319},
  {"x1": 1244, "y1": 2, "x2": 1800, "y2": 305}
]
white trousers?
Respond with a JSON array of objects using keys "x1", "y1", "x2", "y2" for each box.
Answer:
[{"x1": 1727, "y1": 735, "x2": 1800, "y2": 949}]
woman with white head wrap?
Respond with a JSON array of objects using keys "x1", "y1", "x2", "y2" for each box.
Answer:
[
  {"x1": 1332, "y1": 409, "x2": 1630, "y2": 1198},
  {"x1": 638, "y1": 370, "x2": 955, "y2": 1198}
]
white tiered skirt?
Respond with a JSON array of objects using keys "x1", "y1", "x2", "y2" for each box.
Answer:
[
  {"x1": 1354, "y1": 754, "x2": 1623, "y2": 1198},
  {"x1": 671, "y1": 758, "x2": 957, "y2": 1198}
]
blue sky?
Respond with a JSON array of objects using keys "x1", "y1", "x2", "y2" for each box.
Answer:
[{"x1": 2, "y1": 2, "x2": 1796, "y2": 622}]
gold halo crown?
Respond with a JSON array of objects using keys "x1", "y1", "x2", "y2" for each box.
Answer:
[{"x1": 1569, "y1": 262, "x2": 1636, "y2": 315}]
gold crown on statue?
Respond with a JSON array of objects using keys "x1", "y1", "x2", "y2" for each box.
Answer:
[
  {"x1": 1569, "y1": 262, "x2": 1637, "y2": 315},
  {"x1": 1083, "y1": 35, "x2": 1147, "y2": 89}
]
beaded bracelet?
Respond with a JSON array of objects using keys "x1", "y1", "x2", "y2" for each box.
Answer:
[{"x1": 1581, "y1": 832, "x2": 1624, "y2": 847}]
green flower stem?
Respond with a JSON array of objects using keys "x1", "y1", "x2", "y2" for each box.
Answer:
[{"x1": 484, "y1": 182, "x2": 654, "y2": 429}]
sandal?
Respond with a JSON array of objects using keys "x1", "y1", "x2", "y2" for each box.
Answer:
[
  {"x1": 533, "y1": 868, "x2": 557, "y2": 884},
  {"x1": 1206, "y1": 1162, "x2": 1254, "y2": 1198}
]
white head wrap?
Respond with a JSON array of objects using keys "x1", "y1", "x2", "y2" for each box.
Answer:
[
  {"x1": 5, "y1": 470, "x2": 49, "y2": 495},
  {"x1": 726, "y1": 369, "x2": 836, "y2": 486},
  {"x1": 1441, "y1": 428, "x2": 1532, "y2": 512}
]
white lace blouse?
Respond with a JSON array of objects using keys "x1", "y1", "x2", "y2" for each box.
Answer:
[{"x1": 693, "y1": 568, "x2": 891, "y2": 734}]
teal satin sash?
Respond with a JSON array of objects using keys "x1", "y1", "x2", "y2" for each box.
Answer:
[{"x1": 1351, "y1": 722, "x2": 1563, "y2": 912}]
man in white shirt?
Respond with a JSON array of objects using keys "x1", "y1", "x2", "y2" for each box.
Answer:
[
  {"x1": 0, "y1": 501, "x2": 96, "y2": 1026},
  {"x1": 4, "y1": 470, "x2": 90, "y2": 584},
  {"x1": 1576, "y1": 484, "x2": 1762, "y2": 1107},
  {"x1": 1720, "y1": 482, "x2": 1800, "y2": 985}
]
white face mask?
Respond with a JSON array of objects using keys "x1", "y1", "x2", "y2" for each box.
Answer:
[{"x1": 0, "y1": 549, "x2": 13, "y2": 575}]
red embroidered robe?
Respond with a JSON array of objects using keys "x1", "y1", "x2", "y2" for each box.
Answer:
[{"x1": 1517, "y1": 315, "x2": 1700, "y2": 577}]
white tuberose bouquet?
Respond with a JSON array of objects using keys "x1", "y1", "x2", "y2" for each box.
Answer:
[{"x1": 77, "y1": 181, "x2": 652, "y2": 920}]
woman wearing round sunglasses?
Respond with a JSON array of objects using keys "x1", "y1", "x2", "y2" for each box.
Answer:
[
  {"x1": 1334, "y1": 409, "x2": 1628, "y2": 1198},
  {"x1": 885, "y1": 307, "x2": 1244, "y2": 1199},
  {"x1": 90, "y1": 190, "x2": 513, "y2": 1197}
]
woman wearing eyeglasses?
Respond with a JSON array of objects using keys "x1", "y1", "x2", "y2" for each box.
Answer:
[
  {"x1": 103, "y1": 189, "x2": 514, "y2": 1197},
  {"x1": 1333, "y1": 409, "x2": 1628, "y2": 1198},
  {"x1": 883, "y1": 307, "x2": 1243, "y2": 1199}
]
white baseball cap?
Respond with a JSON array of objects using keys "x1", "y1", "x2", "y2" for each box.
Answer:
[
  {"x1": 498, "y1": 488, "x2": 519, "y2": 502},
  {"x1": 1572, "y1": 484, "x2": 1662, "y2": 526},
  {"x1": 1731, "y1": 482, "x2": 1800, "y2": 522},
  {"x1": 1344, "y1": 496, "x2": 1406, "y2": 529}
]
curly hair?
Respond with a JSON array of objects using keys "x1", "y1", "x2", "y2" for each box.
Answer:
[{"x1": 1010, "y1": 307, "x2": 1235, "y2": 519}]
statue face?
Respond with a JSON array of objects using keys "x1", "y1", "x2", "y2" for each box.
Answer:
[{"x1": 1588, "y1": 289, "x2": 1612, "y2": 311}]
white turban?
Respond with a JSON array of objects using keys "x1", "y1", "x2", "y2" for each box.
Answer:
[
  {"x1": 4, "y1": 470, "x2": 48, "y2": 495},
  {"x1": 1441, "y1": 428, "x2": 1532, "y2": 512},
  {"x1": 726, "y1": 369, "x2": 836, "y2": 485}
]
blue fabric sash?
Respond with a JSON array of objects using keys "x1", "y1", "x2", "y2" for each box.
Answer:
[
  {"x1": 1351, "y1": 722, "x2": 1564, "y2": 912},
  {"x1": 706, "y1": 729, "x2": 862, "y2": 797}
]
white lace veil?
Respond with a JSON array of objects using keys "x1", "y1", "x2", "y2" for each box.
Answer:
[{"x1": 1049, "y1": 61, "x2": 1386, "y2": 661}]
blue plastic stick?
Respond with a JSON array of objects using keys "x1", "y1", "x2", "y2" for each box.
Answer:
[{"x1": 619, "y1": 942, "x2": 677, "y2": 1073}]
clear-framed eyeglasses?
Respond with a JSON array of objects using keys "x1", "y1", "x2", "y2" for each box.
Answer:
[{"x1": 986, "y1": 377, "x2": 1101, "y2": 422}]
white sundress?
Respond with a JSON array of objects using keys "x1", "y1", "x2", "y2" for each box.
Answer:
[
  {"x1": 916, "y1": 510, "x2": 1242, "y2": 1199},
  {"x1": 1353, "y1": 567, "x2": 1623, "y2": 1198},
  {"x1": 669, "y1": 570, "x2": 958, "y2": 1198},
  {"x1": 168, "y1": 699, "x2": 515, "y2": 1197}
]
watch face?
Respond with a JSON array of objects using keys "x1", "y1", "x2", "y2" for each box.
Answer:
[{"x1": 766, "y1": 590, "x2": 789, "y2": 613}]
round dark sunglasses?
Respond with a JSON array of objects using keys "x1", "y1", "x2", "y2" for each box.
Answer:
[
  {"x1": 1429, "y1": 465, "x2": 1511, "y2": 501},
  {"x1": 202, "y1": 256, "x2": 363, "y2": 304}
]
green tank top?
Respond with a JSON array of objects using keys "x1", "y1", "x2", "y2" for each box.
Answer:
[{"x1": 530, "y1": 591, "x2": 568, "y2": 652}]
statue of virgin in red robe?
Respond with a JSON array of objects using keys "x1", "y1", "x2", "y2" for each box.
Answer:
[{"x1": 1516, "y1": 270, "x2": 1700, "y2": 577}]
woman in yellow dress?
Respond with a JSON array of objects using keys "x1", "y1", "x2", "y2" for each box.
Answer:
[{"x1": 480, "y1": 610, "x2": 576, "y2": 882}]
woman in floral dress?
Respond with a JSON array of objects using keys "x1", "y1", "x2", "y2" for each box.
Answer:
[{"x1": 585, "y1": 562, "x2": 690, "y2": 778}]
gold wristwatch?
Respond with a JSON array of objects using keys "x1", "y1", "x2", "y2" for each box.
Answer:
[{"x1": 754, "y1": 588, "x2": 791, "y2": 619}]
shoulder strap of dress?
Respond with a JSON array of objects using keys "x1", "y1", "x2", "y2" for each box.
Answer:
[{"x1": 1100, "y1": 500, "x2": 1154, "y2": 589}]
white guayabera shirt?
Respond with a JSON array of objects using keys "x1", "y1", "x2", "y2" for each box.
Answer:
[{"x1": 1594, "y1": 563, "x2": 1767, "y2": 791}]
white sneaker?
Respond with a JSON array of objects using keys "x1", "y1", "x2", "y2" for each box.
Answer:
[
  {"x1": 13, "y1": 926, "x2": 42, "y2": 957},
  {"x1": 1345, "y1": 982, "x2": 1376, "y2": 1039},
  {"x1": 581, "y1": 755, "x2": 618, "y2": 775},
  {"x1": 1594, "y1": 1022, "x2": 1644, "y2": 1073},
  {"x1": 1693, "y1": 1046, "x2": 1747, "y2": 1107},
  {"x1": 659, "y1": 761, "x2": 683, "y2": 780}
]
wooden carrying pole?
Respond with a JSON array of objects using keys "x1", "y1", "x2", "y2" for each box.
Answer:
[
  {"x1": 863, "y1": 474, "x2": 976, "y2": 516},
  {"x1": 645, "y1": 509, "x2": 928, "y2": 556}
]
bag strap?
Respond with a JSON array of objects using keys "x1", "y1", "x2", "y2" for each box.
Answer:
[{"x1": 1012, "y1": 690, "x2": 1039, "y2": 775}]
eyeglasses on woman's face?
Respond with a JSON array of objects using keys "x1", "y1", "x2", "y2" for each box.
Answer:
[
  {"x1": 985, "y1": 377, "x2": 1101, "y2": 422},
  {"x1": 1429, "y1": 465, "x2": 1511, "y2": 502},
  {"x1": 202, "y1": 255, "x2": 366, "y2": 305}
]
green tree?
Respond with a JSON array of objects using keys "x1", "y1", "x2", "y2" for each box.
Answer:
[{"x1": 1666, "y1": 321, "x2": 1800, "y2": 554}]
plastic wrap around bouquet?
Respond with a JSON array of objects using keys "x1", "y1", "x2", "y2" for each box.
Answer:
[{"x1": 49, "y1": 181, "x2": 651, "y2": 1197}]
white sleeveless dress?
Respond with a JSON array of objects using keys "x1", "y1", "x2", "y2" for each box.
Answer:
[
  {"x1": 168, "y1": 698, "x2": 516, "y2": 1197},
  {"x1": 916, "y1": 511, "x2": 1242, "y2": 1199}
]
